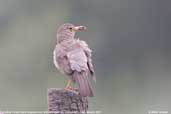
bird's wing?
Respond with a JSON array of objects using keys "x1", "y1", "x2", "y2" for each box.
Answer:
[
  {"x1": 67, "y1": 45, "x2": 94, "y2": 97},
  {"x1": 53, "y1": 44, "x2": 73, "y2": 75},
  {"x1": 67, "y1": 48, "x2": 88, "y2": 72},
  {"x1": 77, "y1": 40, "x2": 96, "y2": 82}
]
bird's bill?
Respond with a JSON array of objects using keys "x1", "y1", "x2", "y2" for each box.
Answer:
[{"x1": 73, "y1": 26, "x2": 86, "y2": 31}]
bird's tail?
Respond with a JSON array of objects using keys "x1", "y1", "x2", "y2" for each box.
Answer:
[{"x1": 74, "y1": 71, "x2": 94, "y2": 97}]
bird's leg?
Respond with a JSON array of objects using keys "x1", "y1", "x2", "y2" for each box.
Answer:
[{"x1": 65, "y1": 80, "x2": 72, "y2": 90}]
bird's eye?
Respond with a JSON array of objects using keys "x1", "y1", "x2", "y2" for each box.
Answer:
[{"x1": 68, "y1": 27, "x2": 72, "y2": 31}]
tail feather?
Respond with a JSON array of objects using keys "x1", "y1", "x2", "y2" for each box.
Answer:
[{"x1": 74, "y1": 72, "x2": 93, "y2": 97}]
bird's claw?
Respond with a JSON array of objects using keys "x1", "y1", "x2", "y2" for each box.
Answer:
[{"x1": 65, "y1": 86, "x2": 72, "y2": 91}]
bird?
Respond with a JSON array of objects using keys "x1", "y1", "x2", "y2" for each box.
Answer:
[{"x1": 53, "y1": 23, "x2": 96, "y2": 97}]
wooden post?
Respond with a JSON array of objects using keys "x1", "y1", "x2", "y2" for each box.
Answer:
[{"x1": 48, "y1": 88, "x2": 88, "y2": 114}]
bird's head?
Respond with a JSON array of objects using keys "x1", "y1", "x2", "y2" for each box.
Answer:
[{"x1": 57, "y1": 23, "x2": 86, "y2": 43}]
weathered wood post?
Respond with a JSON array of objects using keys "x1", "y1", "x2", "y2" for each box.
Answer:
[{"x1": 48, "y1": 88, "x2": 88, "y2": 114}]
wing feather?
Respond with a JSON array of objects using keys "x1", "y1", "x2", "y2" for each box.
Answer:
[
  {"x1": 78, "y1": 40, "x2": 96, "y2": 82},
  {"x1": 67, "y1": 48, "x2": 88, "y2": 72}
]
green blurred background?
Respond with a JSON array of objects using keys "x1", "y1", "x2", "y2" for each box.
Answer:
[{"x1": 0, "y1": 0, "x2": 171, "y2": 114}]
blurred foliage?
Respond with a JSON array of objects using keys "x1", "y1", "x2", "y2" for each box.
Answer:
[{"x1": 0, "y1": 0, "x2": 171, "y2": 114}]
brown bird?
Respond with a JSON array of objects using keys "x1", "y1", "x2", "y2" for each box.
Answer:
[{"x1": 53, "y1": 23, "x2": 96, "y2": 97}]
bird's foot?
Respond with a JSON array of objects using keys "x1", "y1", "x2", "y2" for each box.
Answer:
[
  {"x1": 65, "y1": 86, "x2": 73, "y2": 91},
  {"x1": 65, "y1": 80, "x2": 72, "y2": 91}
]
